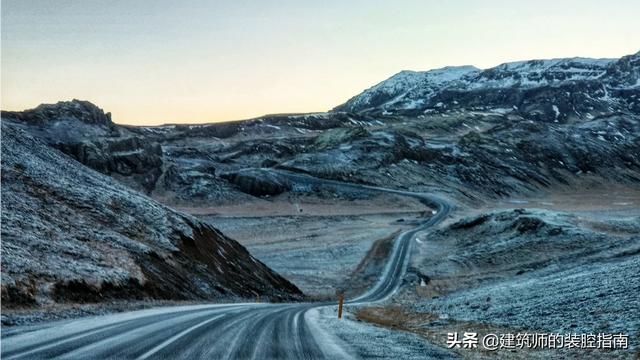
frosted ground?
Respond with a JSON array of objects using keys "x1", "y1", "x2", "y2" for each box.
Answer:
[
  {"x1": 204, "y1": 193, "x2": 427, "y2": 296},
  {"x1": 384, "y1": 201, "x2": 640, "y2": 358}
]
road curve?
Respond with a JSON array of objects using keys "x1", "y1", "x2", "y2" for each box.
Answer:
[{"x1": 1, "y1": 173, "x2": 452, "y2": 359}]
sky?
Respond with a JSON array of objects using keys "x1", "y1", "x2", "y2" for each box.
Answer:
[{"x1": 2, "y1": 0, "x2": 639, "y2": 125}]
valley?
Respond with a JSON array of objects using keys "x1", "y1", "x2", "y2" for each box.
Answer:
[{"x1": 2, "y1": 50, "x2": 639, "y2": 359}]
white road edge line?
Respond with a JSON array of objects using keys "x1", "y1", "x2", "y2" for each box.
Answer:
[{"x1": 136, "y1": 314, "x2": 224, "y2": 360}]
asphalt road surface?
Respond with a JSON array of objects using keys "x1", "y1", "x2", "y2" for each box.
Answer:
[{"x1": 1, "y1": 173, "x2": 452, "y2": 359}]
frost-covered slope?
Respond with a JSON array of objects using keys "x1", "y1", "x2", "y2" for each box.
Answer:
[
  {"x1": 340, "y1": 66, "x2": 480, "y2": 112},
  {"x1": 471, "y1": 57, "x2": 613, "y2": 88},
  {"x1": 2, "y1": 101, "x2": 374, "y2": 205},
  {"x1": 2, "y1": 100, "x2": 164, "y2": 194},
  {"x1": 0, "y1": 122, "x2": 302, "y2": 308},
  {"x1": 335, "y1": 51, "x2": 640, "y2": 116}
]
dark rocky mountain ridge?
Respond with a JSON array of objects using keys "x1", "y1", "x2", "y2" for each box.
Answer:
[{"x1": 3, "y1": 51, "x2": 640, "y2": 204}]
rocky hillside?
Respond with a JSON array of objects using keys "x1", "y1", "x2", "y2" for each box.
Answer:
[
  {"x1": 280, "y1": 111, "x2": 640, "y2": 198},
  {"x1": 3, "y1": 51, "x2": 639, "y2": 206},
  {"x1": 2, "y1": 101, "x2": 163, "y2": 194},
  {"x1": 411, "y1": 209, "x2": 640, "y2": 349},
  {"x1": 0, "y1": 122, "x2": 303, "y2": 308}
]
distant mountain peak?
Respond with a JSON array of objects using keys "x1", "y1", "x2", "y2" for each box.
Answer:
[
  {"x1": 337, "y1": 65, "x2": 481, "y2": 113},
  {"x1": 333, "y1": 51, "x2": 639, "y2": 116}
]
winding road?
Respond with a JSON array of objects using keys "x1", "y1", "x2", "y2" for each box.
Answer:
[{"x1": 1, "y1": 173, "x2": 452, "y2": 359}]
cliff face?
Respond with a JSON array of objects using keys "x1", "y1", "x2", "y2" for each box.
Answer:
[
  {"x1": 2, "y1": 100, "x2": 164, "y2": 194},
  {"x1": 0, "y1": 122, "x2": 303, "y2": 308}
]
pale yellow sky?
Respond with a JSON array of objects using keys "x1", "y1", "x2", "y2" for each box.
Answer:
[{"x1": 2, "y1": 0, "x2": 639, "y2": 125}]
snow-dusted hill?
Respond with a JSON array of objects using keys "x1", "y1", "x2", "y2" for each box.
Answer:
[
  {"x1": 334, "y1": 51, "x2": 640, "y2": 118},
  {"x1": 3, "y1": 52, "x2": 639, "y2": 207},
  {"x1": 0, "y1": 122, "x2": 303, "y2": 309}
]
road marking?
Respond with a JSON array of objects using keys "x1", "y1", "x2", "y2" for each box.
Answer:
[
  {"x1": 291, "y1": 310, "x2": 303, "y2": 355},
  {"x1": 136, "y1": 315, "x2": 224, "y2": 360}
]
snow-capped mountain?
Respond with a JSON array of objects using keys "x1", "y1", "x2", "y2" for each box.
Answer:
[
  {"x1": 470, "y1": 57, "x2": 613, "y2": 88},
  {"x1": 334, "y1": 51, "x2": 640, "y2": 119},
  {"x1": 339, "y1": 65, "x2": 480, "y2": 113}
]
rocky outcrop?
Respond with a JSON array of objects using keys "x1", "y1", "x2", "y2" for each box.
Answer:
[
  {"x1": 0, "y1": 123, "x2": 303, "y2": 308},
  {"x1": 222, "y1": 169, "x2": 292, "y2": 197},
  {"x1": 1, "y1": 99, "x2": 114, "y2": 127},
  {"x1": 55, "y1": 136, "x2": 163, "y2": 193},
  {"x1": 311, "y1": 127, "x2": 370, "y2": 150},
  {"x1": 603, "y1": 51, "x2": 640, "y2": 87},
  {"x1": 2, "y1": 100, "x2": 164, "y2": 194}
]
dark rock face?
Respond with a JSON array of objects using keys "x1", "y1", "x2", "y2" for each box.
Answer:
[
  {"x1": 2, "y1": 100, "x2": 164, "y2": 194},
  {"x1": 1, "y1": 99, "x2": 113, "y2": 127},
  {"x1": 222, "y1": 169, "x2": 292, "y2": 197},
  {"x1": 311, "y1": 127, "x2": 370, "y2": 151},
  {"x1": 0, "y1": 123, "x2": 303, "y2": 308},
  {"x1": 55, "y1": 137, "x2": 163, "y2": 193},
  {"x1": 279, "y1": 128, "x2": 434, "y2": 182},
  {"x1": 604, "y1": 51, "x2": 640, "y2": 87}
]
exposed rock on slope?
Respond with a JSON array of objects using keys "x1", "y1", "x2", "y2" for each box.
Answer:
[
  {"x1": 276, "y1": 113, "x2": 640, "y2": 198},
  {"x1": 1, "y1": 99, "x2": 114, "y2": 127},
  {"x1": 221, "y1": 169, "x2": 292, "y2": 197},
  {"x1": 2, "y1": 100, "x2": 164, "y2": 193},
  {"x1": 0, "y1": 122, "x2": 303, "y2": 308},
  {"x1": 55, "y1": 136, "x2": 163, "y2": 193},
  {"x1": 1, "y1": 101, "x2": 379, "y2": 203}
]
